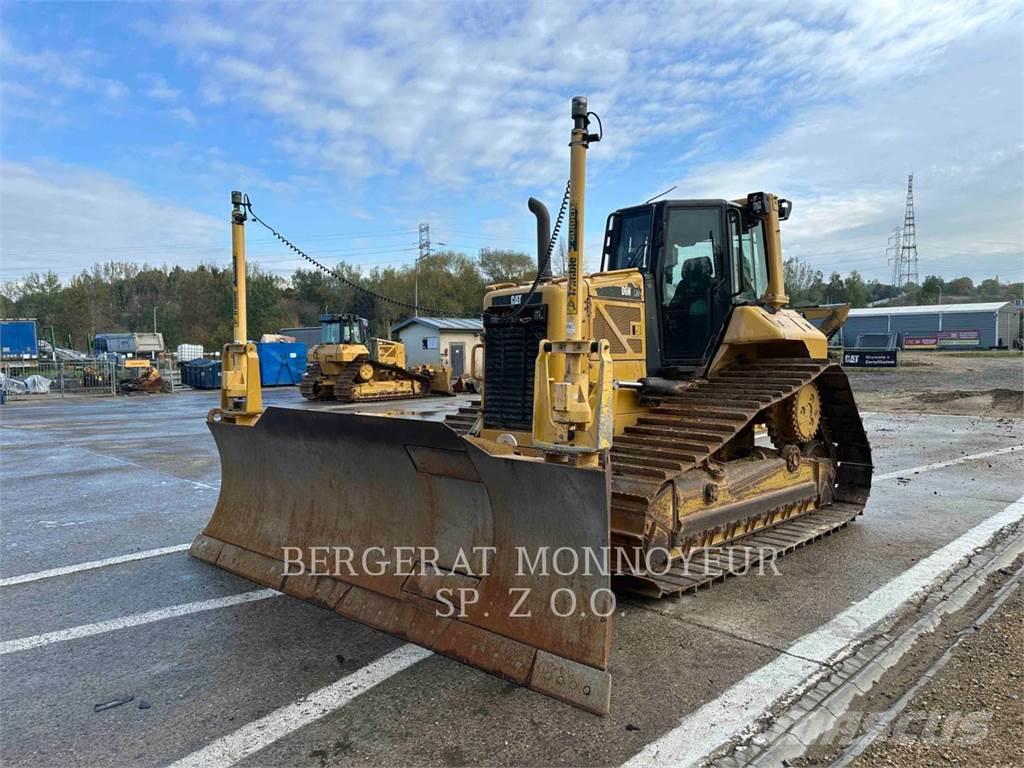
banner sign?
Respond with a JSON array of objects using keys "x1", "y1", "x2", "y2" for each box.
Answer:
[
  {"x1": 842, "y1": 349, "x2": 899, "y2": 368},
  {"x1": 903, "y1": 335, "x2": 938, "y2": 348},
  {"x1": 937, "y1": 330, "x2": 979, "y2": 347}
]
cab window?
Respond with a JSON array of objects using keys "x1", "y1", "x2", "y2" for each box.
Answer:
[
  {"x1": 729, "y1": 210, "x2": 768, "y2": 302},
  {"x1": 605, "y1": 209, "x2": 653, "y2": 271},
  {"x1": 661, "y1": 207, "x2": 719, "y2": 360},
  {"x1": 341, "y1": 321, "x2": 362, "y2": 344},
  {"x1": 662, "y1": 208, "x2": 717, "y2": 306},
  {"x1": 322, "y1": 322, "x2": 340, "y2": 344}
]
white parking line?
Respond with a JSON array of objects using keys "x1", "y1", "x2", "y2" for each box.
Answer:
[
  {"x1": 5, "y1": 444, "x2": 1018, "y2": 589},
  {"x1": 874, "y1": 444, "x2": 1023, "y2": 482},
  {"x1": 95, "y1": 453, "x2": 218, "y2": 489},
  {"x1": 621, "y1": 494, "x2": 1024, "y2": 768},
  {"x1": 0, "y1": 544, "x2": 192, "y2": 587},
  {"x1": 0, "y1": 589, "x2": 280, "y2": 655},
  {"x1": 167, "y1": 644, "x2": 433, "y2": 768}
]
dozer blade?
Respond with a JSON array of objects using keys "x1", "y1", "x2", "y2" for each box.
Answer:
[{"x1": 192, "y1": 407, "x2": 614, "y2": 714}]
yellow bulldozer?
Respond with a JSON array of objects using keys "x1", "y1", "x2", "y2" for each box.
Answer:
[
  {"x1": 193, "y1": 98, "x2": 872, "y2": 715},
  {"x1": 794, "y1": 304, "x2": 851, "y2": 341},
  {"x1": 299, "y1": 313, "x2": 432, "y2": 403}
]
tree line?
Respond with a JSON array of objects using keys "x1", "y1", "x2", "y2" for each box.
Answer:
[
  {"x1": 2, "y1": 251, "x2": 1018, "y2": 352},
  {"x1": 783, "y1": 259, "x2": 1021, "y2": 308},
  {"x1": 0, "y1": 249, "x2": 539, "y2": 351}
]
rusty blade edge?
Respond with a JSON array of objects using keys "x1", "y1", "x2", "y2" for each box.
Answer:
[{"x1": 189, "y1": 532, "x2": 611, "y2": 715}]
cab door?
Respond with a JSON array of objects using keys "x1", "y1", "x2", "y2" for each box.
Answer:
[{"x1": 657, "y1": 204, "x2": 731, "y2": 366}]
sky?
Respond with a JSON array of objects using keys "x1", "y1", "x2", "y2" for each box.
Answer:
[{"x1": 1, "y1": 0, "x2": 1022, "y2": 287}]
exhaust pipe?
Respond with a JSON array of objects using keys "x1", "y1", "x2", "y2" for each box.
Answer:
[{"x1": 527, "y1": 197, "x2": 552, "y2": 281}]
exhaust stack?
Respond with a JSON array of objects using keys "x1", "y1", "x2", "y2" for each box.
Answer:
[{"x1": 527, "y1": 197, "x2": 551, "y2": 281}]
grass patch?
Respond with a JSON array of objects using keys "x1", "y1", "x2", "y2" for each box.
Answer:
[{"x1": 938, "y1": 350, "x2": 1023, "y2": 359}]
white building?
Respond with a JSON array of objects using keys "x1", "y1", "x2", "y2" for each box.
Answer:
[{"x1": 391, "y1": 317, "x2": 483, "y2": 376}]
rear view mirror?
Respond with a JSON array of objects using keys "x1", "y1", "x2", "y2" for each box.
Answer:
[{"x1": 664, "y1": 244, "x2": 680, "y2": 269}]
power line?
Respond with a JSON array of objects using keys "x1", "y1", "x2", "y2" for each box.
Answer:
[
  {"x1": 0, "y1": 244, "x2": 506, "y2": 279},
  {"x1": 241, "y1": 196, "x2": 477, "y2": 318},
  {"x1": 0, "y1": 228, "x2": 542, "y2": 262},
  {"x1": 0, "y1": 228, "x2": 421, "y2": 259}
]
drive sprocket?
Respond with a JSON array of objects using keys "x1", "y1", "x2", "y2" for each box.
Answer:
[{"x1": 767, "y1": 382, "x2": 821, "y2": 446}]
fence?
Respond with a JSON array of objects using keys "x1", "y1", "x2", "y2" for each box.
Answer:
[
  {"x1": 1, "y1": 360, "x2": 118, "y2": 400},
  {"x1": 157, "y1": 358, "x2": 188, "y2": 392}
]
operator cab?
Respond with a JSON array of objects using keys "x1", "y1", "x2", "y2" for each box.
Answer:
[
  {"x1": 319, "y1": 313, "x2": 369, "y2": 346},
  {"x1": 601, "y1": 193, "x2": 790, "y2": 375}
]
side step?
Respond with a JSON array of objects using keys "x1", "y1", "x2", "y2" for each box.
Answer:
[{"x1": 615, "y1": 503, "x2": 863, "y2": 598}]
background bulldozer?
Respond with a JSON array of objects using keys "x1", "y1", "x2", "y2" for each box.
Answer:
[
  {"x1": 299, "y1": 313, "x2": 433, "y2": 403},
  {"x1": 193, "y1": 98, "x2": 871, "y2": 716},
  {"x1": 794, "y1": 303, "x2": 851, "y2": 341}
]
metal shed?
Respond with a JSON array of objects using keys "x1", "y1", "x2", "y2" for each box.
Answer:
[
  {"x1": 391, "y1": 317, "x2": 483, "y2": 376},
  {"x1": 277, "y1": 326, "x2": 321, "y2": 348},
  {"x1": 839, "y1": 302, "x2": 1022, "y2": 349}
]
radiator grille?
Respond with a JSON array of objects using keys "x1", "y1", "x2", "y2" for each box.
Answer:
[{"x1": 482, "y1": 305, "x2": 548, "y2": 431}]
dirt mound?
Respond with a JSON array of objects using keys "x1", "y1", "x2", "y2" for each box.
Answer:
[
  {"x1": 992, "y1": 389, "x2": 1024, "y2": 410},
  {"x1": 915, "y1": 388, "x2": 1023, "y2": 414}
]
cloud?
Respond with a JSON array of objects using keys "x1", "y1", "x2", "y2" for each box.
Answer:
[
  {"x1": 666, "y1": 18, "x2": 1024, "y2": 282},
  {"x1": 0, "y1": 161, "x2": 223, "y2": 282},
  {"x1": 140, "y1": 73, "x2": 181, "y2": 102},
  {"x1": 103, "y1": 80, "x2": 129, "y2": 99},
  {"x1": 159, "y1": 0, "x2": 765, "y2": 185},
  {"x1": 2, "y1": 0, "x2": 1019, "y2": 287},
  {"x1": 151, "y1": 2, "x2": 1021, "y2": 277},
  {"x1": 0, "y1": 31, "x2": 129, "y2": 101},
  {"x1": 142, "y1": 143, "x2": 313, "y2": 197},
  {"x1": 169, "y1": 106, "x2": 197, "y2": 125}
]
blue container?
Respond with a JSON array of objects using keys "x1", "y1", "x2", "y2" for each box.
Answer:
[
  {"x1": 184, "y1": 359, "x2": 221, "y2": 389},
  {"x1": 1, "y1": 319, "x2": 39, "y2": 361},
  {"x1": 256, "y1": 342, "x2": 307, "y2": 386},
  {"x1": 181, "y1": 360, "x2": 197, "y2": 388},
  {"x1": 202, "y1": 361, "x2": 222, "y2": 389}
]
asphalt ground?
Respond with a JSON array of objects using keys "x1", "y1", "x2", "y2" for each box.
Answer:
[{"x1": 1, "y1": 389, "x2": 1022, "y2": 767}]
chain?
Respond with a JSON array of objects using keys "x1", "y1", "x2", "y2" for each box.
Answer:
[{"x1": 241, "y1": 195, "x2": 479, "y2": 318}]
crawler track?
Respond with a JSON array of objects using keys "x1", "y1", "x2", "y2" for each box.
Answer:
[
  {"x1": 444, "y1": 358, "x2": 872, "y2": 597},
  {"x1": 331, "y1": 358, "x2": 431, "y2": 403},
  {"x1": 615, "y1": 503, "x2": 864, "y2": 597},
  {"x1": 301, "y1": 359, "x2": 431, "y2": 403},
  {"x1": 298, "y1": 363, "x2": 332, "y2": 400}
]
